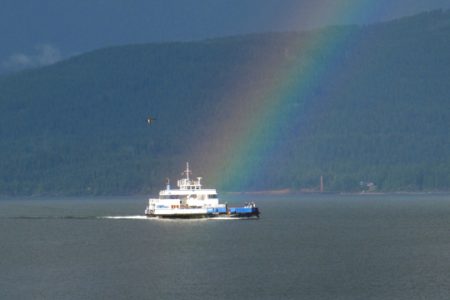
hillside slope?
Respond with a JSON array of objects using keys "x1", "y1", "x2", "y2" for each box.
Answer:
[{"x1": 1, "y1": 10, "x2": 449, "y2": 195}]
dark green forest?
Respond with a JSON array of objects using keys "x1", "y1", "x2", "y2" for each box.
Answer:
[{"x1": 1, "y1": 10, "x2": 449, "y2": 195}]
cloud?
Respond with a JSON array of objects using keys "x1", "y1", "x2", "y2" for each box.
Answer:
[
  {"x1": 2, "y1": 44, "x2": 62, "y2": 72},
  {"x1": 35, "y1": 44, "x2": 62, "y2": 65}
]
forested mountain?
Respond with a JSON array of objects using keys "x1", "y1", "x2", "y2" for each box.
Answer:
[{"x1": 1, "y1": 10, "x2": 449, "y2": 195}]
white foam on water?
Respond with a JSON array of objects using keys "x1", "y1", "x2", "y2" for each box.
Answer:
[
  {"x1": 99, "y1": 215, "x2": 208, "y2": 221},
  {"x1": 100, "y1": 215, "x2": 149, "y2": 220},
  {"x1": 99, "y1": 215, "x2": 252, "y2": 221}
]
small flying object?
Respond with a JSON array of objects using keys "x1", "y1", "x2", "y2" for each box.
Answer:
[{"x1": 147, "y1": 116, "x2": 156, "y2": 125}]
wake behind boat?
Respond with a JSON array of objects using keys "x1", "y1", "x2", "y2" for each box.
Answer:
[{"x1": 145, "y1": 163, "x2": 260, "y2": 219}]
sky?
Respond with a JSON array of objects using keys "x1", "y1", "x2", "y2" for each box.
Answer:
[{"x1": 1, "y1": 0, "x2": 450, "y2": 73}]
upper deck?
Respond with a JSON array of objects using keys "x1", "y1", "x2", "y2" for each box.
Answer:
[{"x1": 157, "y1": 162, "x2": 218, "y2": 197}]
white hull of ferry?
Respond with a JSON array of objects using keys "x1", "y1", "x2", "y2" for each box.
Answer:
[
  {"x1": 145, "y1": 207, "x2": 209, "y2": 218},
  {"x1": 145, "y1": 206, "x2": 260, "y2": 219}
]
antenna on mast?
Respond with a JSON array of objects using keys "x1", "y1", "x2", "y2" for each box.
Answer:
[{"x1": 183, "y1": 162, "x2": 191, "y2": 180}]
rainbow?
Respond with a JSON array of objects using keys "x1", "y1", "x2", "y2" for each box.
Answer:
[{"x1": 195, "y1": 2, "x2": 385, "y2": 190}]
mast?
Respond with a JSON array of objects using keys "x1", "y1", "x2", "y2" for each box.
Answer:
[
  {"x1": 177, "y1": 162, "x2": 202, "y2": 190},
  {"x1": 184, "y1": 162, "x2": 191, "y2": 180}
]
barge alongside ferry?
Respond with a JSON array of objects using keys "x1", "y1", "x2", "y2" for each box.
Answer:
[{"x1": 145, "y1": 163, "x2": 259, "y2": 219}]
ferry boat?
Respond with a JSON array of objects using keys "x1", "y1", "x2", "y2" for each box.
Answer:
[{"x1": 145, "y1": 163, "x2": 259, "y2": 219}]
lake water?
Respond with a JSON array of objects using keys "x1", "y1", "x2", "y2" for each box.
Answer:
[{"x1": 1, "y1": 193, "x2": 450, "y2": 299}]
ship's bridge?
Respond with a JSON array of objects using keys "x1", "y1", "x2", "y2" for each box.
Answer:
[{"x1": 177, "y1": 177, "x2": 202, "y2": 190}]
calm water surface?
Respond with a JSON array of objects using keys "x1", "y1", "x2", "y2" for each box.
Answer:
[{"x1": 1, "y1": 194, "x2": 450, "y2": 299}]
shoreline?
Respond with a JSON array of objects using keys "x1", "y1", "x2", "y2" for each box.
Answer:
[
  {"x1": 2, "y1": 190, "x2": 450, "y2": 200},
  {"x1": 224, "y1": 189, "x2": 450, "y2": 196}
]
